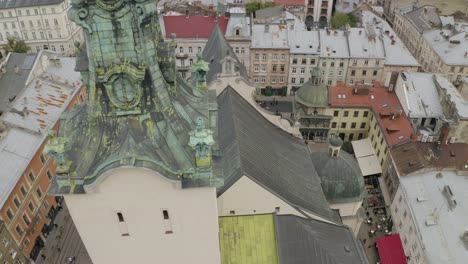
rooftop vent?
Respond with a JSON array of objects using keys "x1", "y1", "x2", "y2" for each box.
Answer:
[
  {"x1": 442, "y1": 185, "x2": 457, "y2": 210},
  {"x1": 436, "y1": 172, "x2": 443, "y2": 178},
  {"x1": 416, "y1": 197, "x2": 427, "y2": 202},
  {"x1": 264, "y1": 24, "x2": 270, "y2": 33},
  {"x1": 425, "y1": 219, "x2": 437, "y2": 226}
]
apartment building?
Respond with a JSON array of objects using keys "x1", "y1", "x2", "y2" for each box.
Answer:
[
  {"x1": 305, "y1": 0, "x2": 334, "y2": 28},
  {"x1": 346, "y1": 27, "x2": 385, "y2": 85},
  {"x1": 386, "y1": 141, "x2": 468, "y2": 264},
  {"x1": 288, "y1": 23, "x2": 320, "y2": 94},
  {"x1": 161, "y1": 15, "x2": 229, "y2": 79},
  {"x1": 0, "y1": 0, "x2": 83, "y2": 57},
  {"x1": 328, "y1": 82, "x2": 413, "y2": 167},
  {"x1": 250, "y1": 23, "x2": 290, "y2": 95},
  {"x1": 224, "y1": 7, "x2": 251, "y2": 73},
  {"x1": 393, "y1": 6, "x2": 441, "y2": 59},
  {"x1": 393, "y1": 6, "x2": 468, "y2": 86},
  {"x1": 361, "y1": 11, "x2": 420, "y2": 85},
  {"x1": 0, "y1": 51, "x2": 85, "y2": 261},
  {"x1": 319, "y1": 29, "x2": 349, "y2": 86},
  {"x1": 0, "y1": 221, "x2": 30, "y2": 264},
  {"x1": 274, "y1": 0, "x2": 306, "y2": 21}
]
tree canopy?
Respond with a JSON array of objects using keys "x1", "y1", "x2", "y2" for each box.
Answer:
[
  {"x1": 330, "y1": 12, "x2": 358, "y2": 29},
  {"x1": 246, "y1": 1, "x2": 273, "y2": 15},
  {"x1": 4, "y1": 37, "x2": 30, "y2": 54}
]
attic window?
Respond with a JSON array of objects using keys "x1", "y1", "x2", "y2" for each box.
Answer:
[{"x1": 235, "y1": 29, "x2": 240, "y2": 36}]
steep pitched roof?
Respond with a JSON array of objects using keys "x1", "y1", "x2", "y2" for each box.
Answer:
[
  {"x1": 162, "y1": 15, "x2": 229, "y2": 39},
  {"x1": 275, "y1": 215, "x2": 370, "y2": 264},
  {"x1": 202, "y1": 25, "x2": 248, "y2": 84},
  {"x1": 0, "y1": 53, "x2": 36, "y2": 114},
  {"x1": 217, "y1": 86, "x2": 340, "y2": 222}
]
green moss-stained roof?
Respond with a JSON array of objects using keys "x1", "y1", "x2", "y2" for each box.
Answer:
[
  {"x1": 219, "y1": 214, "x2": 279, "y2": 264},
  {"x1": 295, "y1": 80, "x2": 329, "y2": 108}
]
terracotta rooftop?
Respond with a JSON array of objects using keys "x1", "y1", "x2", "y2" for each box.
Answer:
[
  {"x1": 274, "y1": 0, "x2": 305, "y2": 6},
  {"x1": 163, "y1": 15, "x2": 229, "y2": 39},
  {"x1": 329, "y1": 81, "x2": 413, "y2": 147},
  {"x1": 390, "y1": 141, "x2": 468, "y2": 176}
]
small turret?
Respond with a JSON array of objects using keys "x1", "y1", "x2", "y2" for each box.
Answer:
[{"x1": 328, "y1": 136, "x2": 343, "y2": 158}]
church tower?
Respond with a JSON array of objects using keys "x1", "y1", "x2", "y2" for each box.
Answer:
[{"x1": 44, "y1": 0, "x2": 222, "y2": 263}]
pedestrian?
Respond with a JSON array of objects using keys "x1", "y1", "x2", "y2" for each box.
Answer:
[
  {"x1": 57, "y1": 247, "x2": 61, "y2": 253},
  {"x1": 68, "y1": 256, "x2": 76, "y2": 263},
  {"x1": 41, "y1": 254, "x2": 46, "y2": 259},
  {"x1": 54, "y1": 223, "x2": 58, "y2": 228}
]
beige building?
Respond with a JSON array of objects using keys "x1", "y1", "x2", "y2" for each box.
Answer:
[
  {"x1": 393, "y1": 6, "x2": 467, "y2": 86},
  {"x1": 250, "y1": 23, "x2": 290, "y2": 95},
  {"x1": 318, "y1": 29, "x2": 349, "y2": 86},
  {"x1": 385, "y1": 141, "x2": 468, "y2": 264},
  {"x1": 65, "y1": 168, "x2": 221, "y2": 264},
  {"x1": 361, "y1": 11, "x2": 420, "y2": 86},
  {"x1": 0, "y1": 0, "x2": 83, "y2": 57},
  {"x1": 346, "y1": 28, "x2": 385, "y2": 85}
]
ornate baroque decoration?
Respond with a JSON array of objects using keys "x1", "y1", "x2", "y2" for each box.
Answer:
[{"x1": 46, "y1": 0, "x2": 222, "y2": 194}]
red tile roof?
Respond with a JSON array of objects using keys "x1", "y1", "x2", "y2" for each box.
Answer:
[
  {"x1": 329, "y1": 82, "x2": 413, "y2": 147},
  {"x1": 274, "y1": 0, "x2": 305, "y2": 6},
  {"x1": 377, "y1": 234, "x2": 407, "y2": 264},
  {"x1": 163, "y1": 15, "x2": 229, "y2": 39}
]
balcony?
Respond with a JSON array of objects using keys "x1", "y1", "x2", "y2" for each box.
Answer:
[{"x1": 176, "y1": 53, "x2": 188, "y2": 59}]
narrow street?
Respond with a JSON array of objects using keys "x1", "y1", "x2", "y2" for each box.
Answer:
[
  {"x1": 34, "y1": 201, "x2": 92, "y2": 264},
  {"x1": 356, "y1": 176, "x2": 392, "y2": 264}
]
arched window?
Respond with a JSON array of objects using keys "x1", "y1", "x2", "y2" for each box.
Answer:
[{"x1": 235, "y1": 28, "x2": 240, "y2": 36}]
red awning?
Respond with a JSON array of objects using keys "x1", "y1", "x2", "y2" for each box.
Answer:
[{"x1": 377, "y1": 234, "x2": 407, "y2": 264}]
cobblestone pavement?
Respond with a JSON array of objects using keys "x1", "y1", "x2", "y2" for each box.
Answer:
[
  {"x1": 356, "y1": 177, "x2": 392, "y2": 264},
  {"x1": 35, "y1": 202, "x2": 92, "y2": 264}
]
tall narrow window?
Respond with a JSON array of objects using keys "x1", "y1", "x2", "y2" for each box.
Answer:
[
  {"x1": 117, "y1": 212, "x2": 124, "y2": 222},
  {"x1": 162, "y1": 209, "x2": 173, "y2": 234},
  {"x1": 163, "y1": 210, "x2": 169, "y2": 220},
  {"x1": 116, "y1": 212, "x2": 129, "y2": 236}
]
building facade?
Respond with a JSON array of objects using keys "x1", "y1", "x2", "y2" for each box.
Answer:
[
  {"x1": 0, "y1": 221, "x2": 30, "y2": 264},
  {"x1": 0, "y1": 0, "x2": 83, "y2": 57},
  {"x1": 305, "y1": 0, "x2": 334, "y2": 28},
  {"x1": 250, "y1": 24, "x2": 290, "y2": 95},
  {"x1": 0, "y1": 51, "x2": 85, "y2": 261}
]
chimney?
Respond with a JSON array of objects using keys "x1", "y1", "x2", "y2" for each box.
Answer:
[
  {"x1": 359, "y1": 30, "x2": 362, "y2": 35},
  {"x1": 264, "y1": 24, "x2": 269, "y2": 33},
  {"x1": 391, "y1": 39, "x2": 396, "y2": 45},
  {"x1": 465, "y1": 52, "x2": 468, "y2": 58}
]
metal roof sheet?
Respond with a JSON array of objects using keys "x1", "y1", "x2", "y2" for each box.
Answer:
[{"x1": 0, "y1": 52, "x2": 81, "y2": 208}]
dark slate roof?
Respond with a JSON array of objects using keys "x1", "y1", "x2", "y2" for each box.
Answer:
[
  {"x1": 202, "y1": 24, "x2": 248, "y2": 84},
  {"x1": 0, "y1": 0, "x2": 63, "y2": 9},
  {"x1": 217, "y1": 87, "x2": 340, "y2": 222},
  {"x1": 309, "y1": 151, "x2": 366, "y2": 203},
  {"x1": 275, "y1": 215, "x2": 369, "y2": 264},
  {"x1": 0, "y1": 53, "x2": 37, "y2": 113},
  {"x1": 404, "y1": 6, "x2": 441, "y2": 33}
]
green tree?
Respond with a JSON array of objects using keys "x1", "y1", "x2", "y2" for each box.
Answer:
[
  {"x1": 246, "y1": 1, "x2": 273, "y2": 15},
  {"x1": 4, "y1": 37, "x2": 30, "y2": 53},
  {"x1": 330, "y1": 12, "x2": 357, "y2": 29}
]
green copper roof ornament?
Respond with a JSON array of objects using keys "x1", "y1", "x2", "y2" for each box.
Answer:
[
  {"x1": 43, "y1": 130, "x2": 72, "y2": 175},
  {"x1": 44, "y1": 0, "x2": 223, "y2": 194},
  {"x1": 189, "y1": 117, "x2": 215, "y2": 168},
  {"x1": 191, "y1": 51, "x2": 209, "y2": 90}
]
